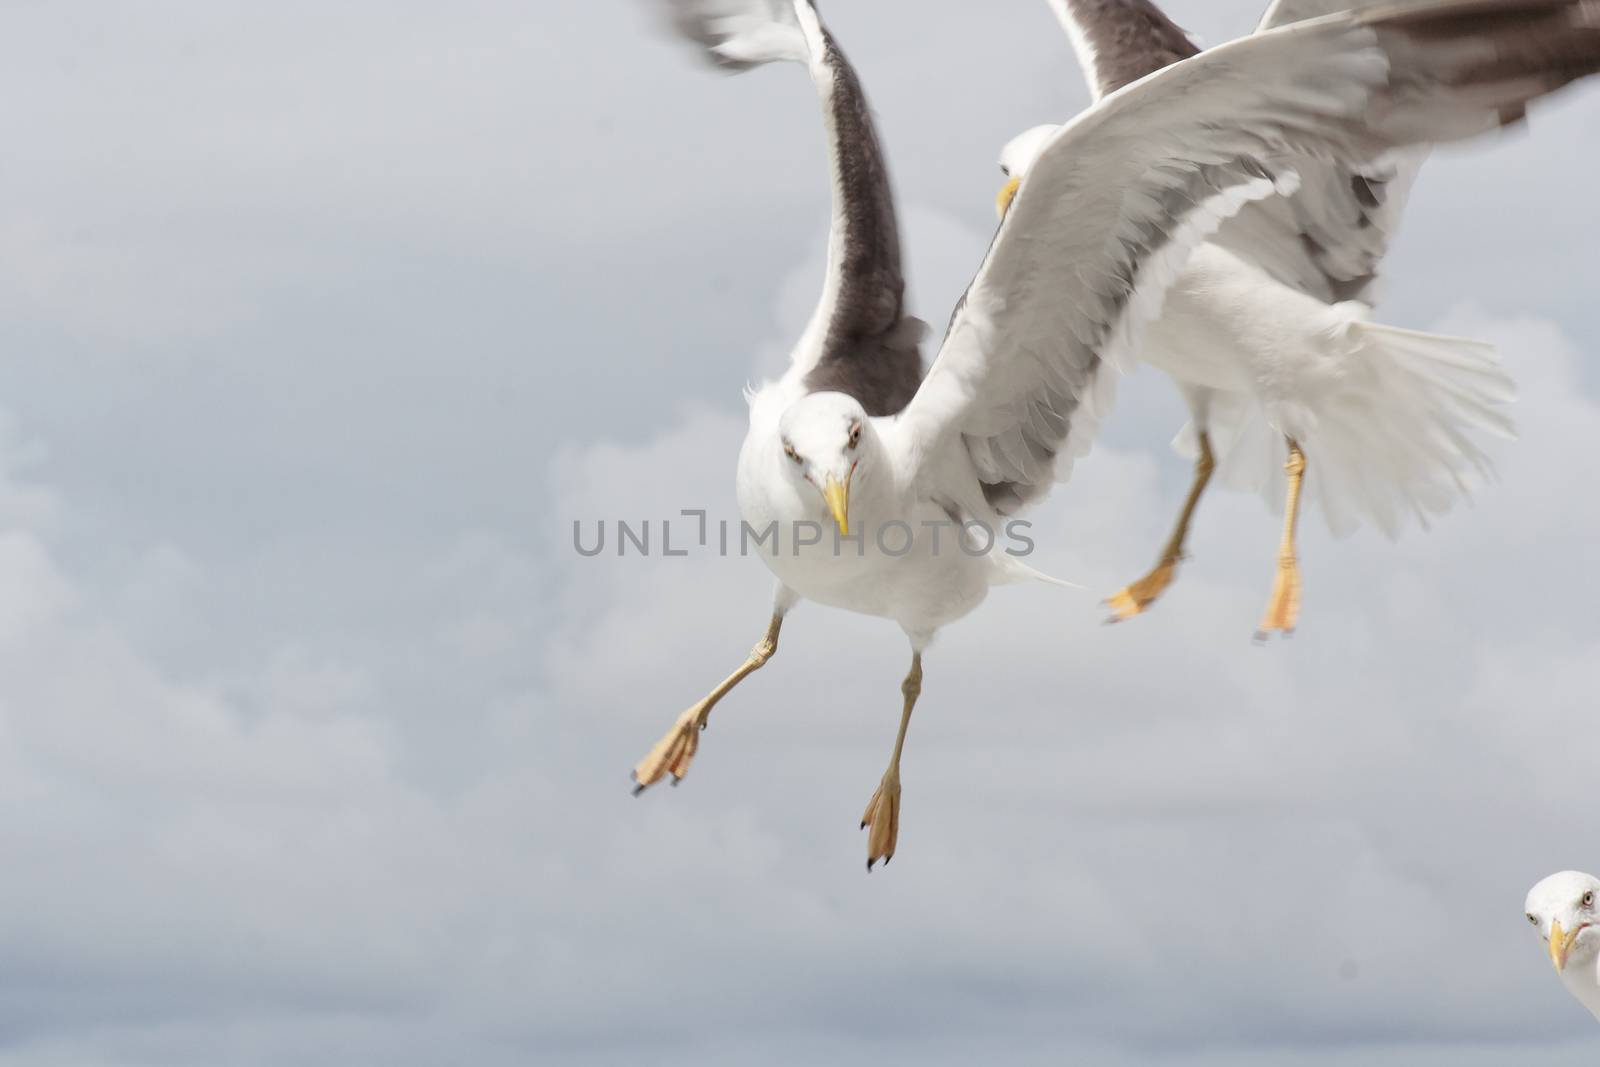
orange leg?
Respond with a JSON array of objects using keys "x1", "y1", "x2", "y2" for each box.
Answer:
[
  {"x1": 632, "y1": 614, "x2": 783, "y2": 793},
  {"x1": 861, "y1": 653, "x2": 922, "y2": 871},
  {"x1": 1106, "y1": 432, "x2": 1216, "y2": 621},
  {"x1": 1256, "y1": 439, "x2": 1306, "y2": 638}
]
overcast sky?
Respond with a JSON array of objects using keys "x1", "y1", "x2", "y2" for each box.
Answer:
[{"x1": 1, "y1": 1, "x2": 1598, "y2": 1063}]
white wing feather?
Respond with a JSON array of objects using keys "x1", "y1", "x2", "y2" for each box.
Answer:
[{"x1": 663, "y1": 0, "x2": 806, "y2": 69}]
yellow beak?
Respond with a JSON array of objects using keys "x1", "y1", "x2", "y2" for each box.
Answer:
[
  {"x1": 995, "y1": 175, "x2": 1021, "y2": 220},
  {"x1": 822, "y1": 472, "x2": 850, "y2": 535},
  {"x1": 1551, "y1": 920, "x2": 1582, "y2": 972}
]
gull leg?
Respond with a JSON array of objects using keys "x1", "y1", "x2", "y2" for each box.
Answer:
[
  {"x1": 1256, "y1": 439, "x2": 1307, "y2": 638},
  {"x1": 1106, "y1": 431, "x2": 1216, "y2": 621},
  {"x1": 631, "y1": 612, "x2": 784, "y2": 794},
  {"x1": 861, "y1": 652, "x2": 922, "y2": 871}
]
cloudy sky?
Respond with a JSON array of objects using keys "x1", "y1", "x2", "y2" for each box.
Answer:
[{"x1": 1, "y1": 1, "x2": 1598, "y2": 1063}]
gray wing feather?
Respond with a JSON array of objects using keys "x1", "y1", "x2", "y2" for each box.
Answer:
[
  {"x1": 1221, "y1": 0, "x2": 1446, "y2": 302},
  {"x1": 658, "y1": 0, "x2": 924, "y2": 414},
  {"x1": 797, "y1": 15, "x2": 924, "y2": 415},
  {"x1": 1047, "y1": 0, "x2": 1201, "y2": 99}
]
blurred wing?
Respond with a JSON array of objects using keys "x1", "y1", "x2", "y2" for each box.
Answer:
[
  {"x1": 903, "y1": 0, "x2": 1600, "y2": 515},
  {"x1": 1256, "y1": 0, "x2": 1383, "y2": 31},
  {"x1": 664, "y1": 0, "x2": 806, "y2": 70},
  {"x1": 1045, "y1": 0, "x2": 1201, "y2": 100},
  {"x1": 664, "y1": 0, "x2": 923, "y2": 414}
]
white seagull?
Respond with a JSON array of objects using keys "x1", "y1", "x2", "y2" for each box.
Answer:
[
  {"x1": 1526, "y1": 871, "x2": 1600, "y2": 1020},
  {"x1": 997, "y1": 0, "x2": 1519, "y2": 635},
  {"x1": 636, "y1": 0, "x2": 1600, "y2": 867}
]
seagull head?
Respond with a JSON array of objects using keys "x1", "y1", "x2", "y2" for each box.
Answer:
[
  {"x1": 777, "y1": 392, "x2": 872, "y2": 536},
  {"x1": 1526, "y1": 871, "x2": 1600, "y2": 974},
  {"x1": 995, "y1": 124, "x2": 1061, "y2": 220}
]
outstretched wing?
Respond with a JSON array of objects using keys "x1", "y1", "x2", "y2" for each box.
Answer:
[
  {"x1": 1042, "y1": 0, "x2": 1434, "y2": 305},
  {"x1": 1045, "y1": 0, "x2": 1201, "y2": 101},
  {"x1": 663, "y1": 0, "x2": 923, "y2": 415},
  {"x1": 902, "y1": 0, "x2": 1600, "y2": 516}
]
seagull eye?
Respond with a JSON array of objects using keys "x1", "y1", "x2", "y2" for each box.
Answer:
[
  {"x1": 847, "y1": 422, "x2": 861, "y2": 449},
  {"x1": 1000, "y1": 164, "x2": 1010, "y2": 177},
  {"x1": 1583, "y1": 892, "x2": 1595, "y2": 909},
  {"x1": 1529, "y1": 913, "x2": 1540, "y2": 926},
  {"x1": 784, "y1": 443, "x2": 803, "y2": 465}
]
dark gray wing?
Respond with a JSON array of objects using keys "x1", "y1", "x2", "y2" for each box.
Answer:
[
  {"x1": 661, "y1": 1, "x2": 923, "y2": 415},
  {"x1": 789, "y1": 2, "x2": 923, "y2": 416},
  {"x1": 1045, "y1": 0, "x2": 1201, "y2": 99}
]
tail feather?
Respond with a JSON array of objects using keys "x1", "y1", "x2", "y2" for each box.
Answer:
[
  {"x1": 1181, "y1": 314, "x2": 1516, "y2": 539},
  {"x1": 1364, "y1": 322, "x2": 1517, "y2": 429},
  {"x1": 993, "y1": 552, "x2": 1083, "y2": 590}
]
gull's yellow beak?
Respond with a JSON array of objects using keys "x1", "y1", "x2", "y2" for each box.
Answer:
[
  {"x1": 996, "y1": 175, "x2": 1021, "y2": 220},
  {"x1": 822, "y1": 472, "x2": 850, "y2": 535},
  {"x1": 1551, "y1": 920, "x2": 1583, "y2": 972}
]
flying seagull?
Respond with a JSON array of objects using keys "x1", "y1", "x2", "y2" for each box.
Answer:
[
  {"x1": 636, "y1": 0, "x2": 1600, "y2": 867},
  {"x1": 996, "y1": 0, "x2": 1518, "y2": 636},
  {"x1": 1526, "y1": 871, "x2": 1600, "y2": 1020}
]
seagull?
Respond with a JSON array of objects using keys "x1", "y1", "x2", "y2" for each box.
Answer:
[
  {"x1": 635, "y1": 0, "x2": 1600, "y2": 867},
  {"x1": 1526, "y1": 871, "x2": 1600, "y2": 1020},
  {"x1": 996, "y1": 0, "x2": 1519, "y2": 636}
]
